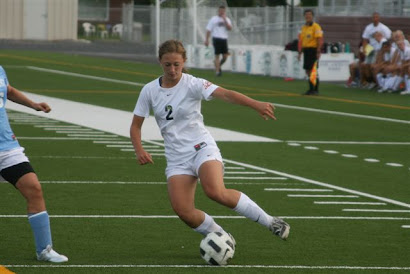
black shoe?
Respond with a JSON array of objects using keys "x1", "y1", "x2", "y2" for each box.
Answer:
[
  {"x1": 216, "y1": 69, "x2": 222, "y2": 77},
  {"x1": 302, "y1": 90, "x2": 318, "y2": 95}
]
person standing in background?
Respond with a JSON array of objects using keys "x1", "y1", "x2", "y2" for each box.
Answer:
[
  {"x1": 298, "y1": 9, "x2": 324, "y2": 95},
  {"x1": 205, "y1": 5, "x2": 232, "y2": 77},
  {"x1": 0, "y1": 66, "x2": 68, "y2": 263}
]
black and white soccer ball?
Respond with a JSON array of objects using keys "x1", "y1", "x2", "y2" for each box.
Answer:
[{"x1": 199, "y1": 231, "x2": 235, "y2": 266}]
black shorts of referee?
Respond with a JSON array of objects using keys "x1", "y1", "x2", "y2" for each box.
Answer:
[
  {"x1": 212, "y1": 37, "x2": 228, "y2": 55},
  {"x1": 302, "y1": 47, "x2": 319, "y2": 70}
]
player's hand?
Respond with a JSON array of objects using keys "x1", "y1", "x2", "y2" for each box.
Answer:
[
  {"x1": 256, "y1": 102, "x2": 276, "y2": 121},
  {"x1": 34, "y1": 102, "x2": 51, "y2": 113},
  {"x1": 204, "y1": 41, "x2": 209, "y2": 47},
  {"x1": 136, "y1": 149, "x2": 154, "y2": 165}
]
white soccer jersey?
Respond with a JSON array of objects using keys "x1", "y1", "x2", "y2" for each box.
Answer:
[
  {"x1": 206, "y1": 15, "x2": 232, "y2": 39},
  {"x1": 134, "y1": 73, "x2": 219, "y2": 165},
  {"x1": 398, "y1": 46, "x2": 410, "y2": 62},
  {"x1": 383, "y1": 47, "x2": 396, "y2": 62},
  {"x1": 362, "y1": 22, "x2": 391, "y2": 48}
]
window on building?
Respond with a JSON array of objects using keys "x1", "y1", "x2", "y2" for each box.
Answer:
[{"x1": 79, "y1": 0, "x2": 109, "y2": 21}]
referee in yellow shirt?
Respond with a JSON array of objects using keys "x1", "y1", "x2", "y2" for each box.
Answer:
[{"x1": 298, "y1": 9, "x2": 324, "y2": 95}]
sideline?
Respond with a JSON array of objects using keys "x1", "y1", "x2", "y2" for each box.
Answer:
[{"x1": 25, "y1": 66, "x2": 410, "y2": 125}]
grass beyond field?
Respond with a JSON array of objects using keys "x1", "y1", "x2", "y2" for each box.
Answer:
[{"x1": 0, "y1": 50, "x2": 409, "y2": 273}]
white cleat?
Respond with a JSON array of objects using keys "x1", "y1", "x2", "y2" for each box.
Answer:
[
  {"x1": 400, "y1": 90, "x2": 410, "y2": 95},
  {"x1": 37, "y1": 245, "x2": 68, "y2": 263},
  {"x1": 270, "y1": 217, "x2": 290, "y2": 240}
]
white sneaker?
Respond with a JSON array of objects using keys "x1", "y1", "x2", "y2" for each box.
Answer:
[
  {"x1": 400, "y1": 90, "x2": 410, "y2": 95},
  {"x1": 269, "y1": 217, "x2": 290, "y2": 240},
  {"x1": 37, "y1": 245, "x2": 68, "y2": 263}
]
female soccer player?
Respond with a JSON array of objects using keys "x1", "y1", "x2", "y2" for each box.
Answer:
[
  {"x1": 130, "y1": 40, "x2": 290, "y2": 241},
  {"x1": 0, "y1": 66, "x2": 68, "y2": 262}
]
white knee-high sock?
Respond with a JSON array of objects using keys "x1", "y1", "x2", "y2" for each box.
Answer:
[
  {"x1": 194, "y1": 213, "x2": 223, "y2": 236},
  {"x1": 233, "y1": 193, "x2": 273, "y2": 228}
]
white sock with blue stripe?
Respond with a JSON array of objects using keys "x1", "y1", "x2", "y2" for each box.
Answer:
[{"x1": 28, "y1": 211, "x2": 52, "y2": 254}]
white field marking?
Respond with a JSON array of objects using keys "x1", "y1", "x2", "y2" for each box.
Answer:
[
  {"x1": 386, "y1": 163, "x2": 404, "y2": 167},
  {"x1": 364, "y1": 158, "x2": 380, "y2": 163},
  {"x1": 29, "y1": 156, "x2": 135, "y2": 159},
  {"x1": 223, "y1": 176, "x2": 287, "y2": 180},
  {"x1": 9, "y1": 93, "x2": 410, "y2": 209},
  {"x1": 1, "y1": 215, "x2": 410, "y2": 221},
  {"x1": 287, "y1": 142, "x2": 301, "y2": 146},
  {"x1": 225, "y1": 166, "x2": 245, "y2": 170},
  {"x1": 304, "y1": 146, "x2": 319, "y2": 150},
  {"x1": 144, "y1": 149, "x2": 166, "y2": 152},
  {"x1": 402, "y1": 225, "x2": 410, "y2": 228},
  {"x1": 148, "y1": 153, "x2": 165, "y2": 156},
  {"x1": 287, "y1": 141, "x2": 410, "y2": 145},
  {"x1": 265, "y1": 188, "x2": 333, "y2": 192},
  {"x1": 274, "y1": 103, "x2": 410, "y2": 124},
  {"x1": 27, "y1": 66, "x2": 146, "y2": 87},
  {"x1": 33, "y1": 180, "x2": 293, "y2": 186},
  {"x1": 35, "y1": 125, "x2": 82, "y2": 128},
  {"x1": 323, "y1": 150, "x2": 339, "y2": 154},
  {"x1": 56, "y1": 131, "x2": 101, "y2": 134},
  {"x1": 343, "y1": 209, "x2": 410, "y2": 213},
  {"x1": 10, "y1": 122, "x2": 58, "y2": 125},
  {"x1": 29, "y1": 67, "x2": 410, "y2": 126},
  {"x1": 314, "y1": 201, "x2": 386, "y2": 205},
  {"x1": 67, "y1": 134, "x2": 119, "y2": 138},
  {"x1": 7, "y1": 92, "x2": 279, "y2": 142},
  {"x1": 224, "y1": 171, "x2": 266, "y2": 174},
  {"x1": 106, "y1": 144, "x2": 132, "y2": 148},
  {"x1": 44, "y1": 128, "x2": 91, "y2": 131},
  {"x1": 93, "y1": 141, "x2": 132, "y2": 144},
  {"x1": 3, "y1": 264, "x2": 410, "y2": 270},
  {"x1": 17, "y1": 137, "x2": 121, "y2": 141},
  {"x1": 288, "y1": 194, "x2": 359, "y2": 198},
  {"x1": 341, "y1": 154, "x2": 358, "y2": 158}
]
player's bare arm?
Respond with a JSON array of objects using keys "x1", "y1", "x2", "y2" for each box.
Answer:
[
  {"x1": 212, "y1": 87, "x2": 276, "y2": 120},
  {"x1": 7, "y1": 85, "x2": 51, "y2": 113},
  {"x1": 130, "y1": 115, "x2": 154, "y2": 165}
]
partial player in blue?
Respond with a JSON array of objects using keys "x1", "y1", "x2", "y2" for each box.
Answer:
[{"x1": 0, "y1": 66, "x2": 68, "y2": 263}]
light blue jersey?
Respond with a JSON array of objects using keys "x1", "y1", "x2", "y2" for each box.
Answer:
[{"x1": 0, "y1": 66, "x2": 20, "y2": 151}]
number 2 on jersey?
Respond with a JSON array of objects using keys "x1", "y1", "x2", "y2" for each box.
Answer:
[{"x1": 165, "y1": 105, "x2": 174, "y2": 120}]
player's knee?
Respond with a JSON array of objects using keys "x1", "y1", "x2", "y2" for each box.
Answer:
[{"x1": 204, "y1": 188, "x2": 225, "y2": 203}]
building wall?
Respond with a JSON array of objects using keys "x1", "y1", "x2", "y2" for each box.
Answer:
[{"x1": 0, "y1": 0, "x2": 78, "y2": 40}]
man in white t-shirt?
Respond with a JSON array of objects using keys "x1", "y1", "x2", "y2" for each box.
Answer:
[
  {"x1": 362, "y1": 12, "x2": 392, "y2": 50},
  {"x1": 204, "y1": 5, "x2": 232, "y2": 76}
]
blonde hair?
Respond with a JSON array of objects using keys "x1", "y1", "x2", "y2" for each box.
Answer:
[{"x1": 158, "y1": 39, "x2": 187, "y2": 61}]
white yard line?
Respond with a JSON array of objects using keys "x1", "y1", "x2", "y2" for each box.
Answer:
[
  {"x1": 26, "y1": 66, "x2": 146, "y2": 87},
  {"x1": 265, "y1": 188, "x2": 333, "y2": 192},
  {"x1": 0, "y1": 215, "x2": 409, "y2": 221},
  {"x1": 274, "y1": 103, "x2": 410, "y2": 124},
  {"x1": 224, "y1": 158, "x2": 410, "y2": 209},
  {"x1": 287, "y1": 141, "x2": 410, "y2": 145},
  {"x1": 7, "y1": 91, "x2": 279, "y2": 142},
  {"x1": 314, "y1": 201, "x2": 386, "y2": 205},
  {"x1": 288, "y1": 194, "x2": 359, "y2": 198},
  {"x1": 343, "y1": 209, "x2": 410, "y2": 213},
  {"x1": 3, "y1": 264, "x2": 410, "y2": 270}
]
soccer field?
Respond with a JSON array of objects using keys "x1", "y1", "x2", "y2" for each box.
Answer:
[{"x1": 0, "y1": 50, "x2": 409, "y2": 273}]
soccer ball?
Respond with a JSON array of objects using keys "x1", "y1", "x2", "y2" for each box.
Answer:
[{"x1": 199, "y1": 231, "x2": 235, "y2": 266}]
